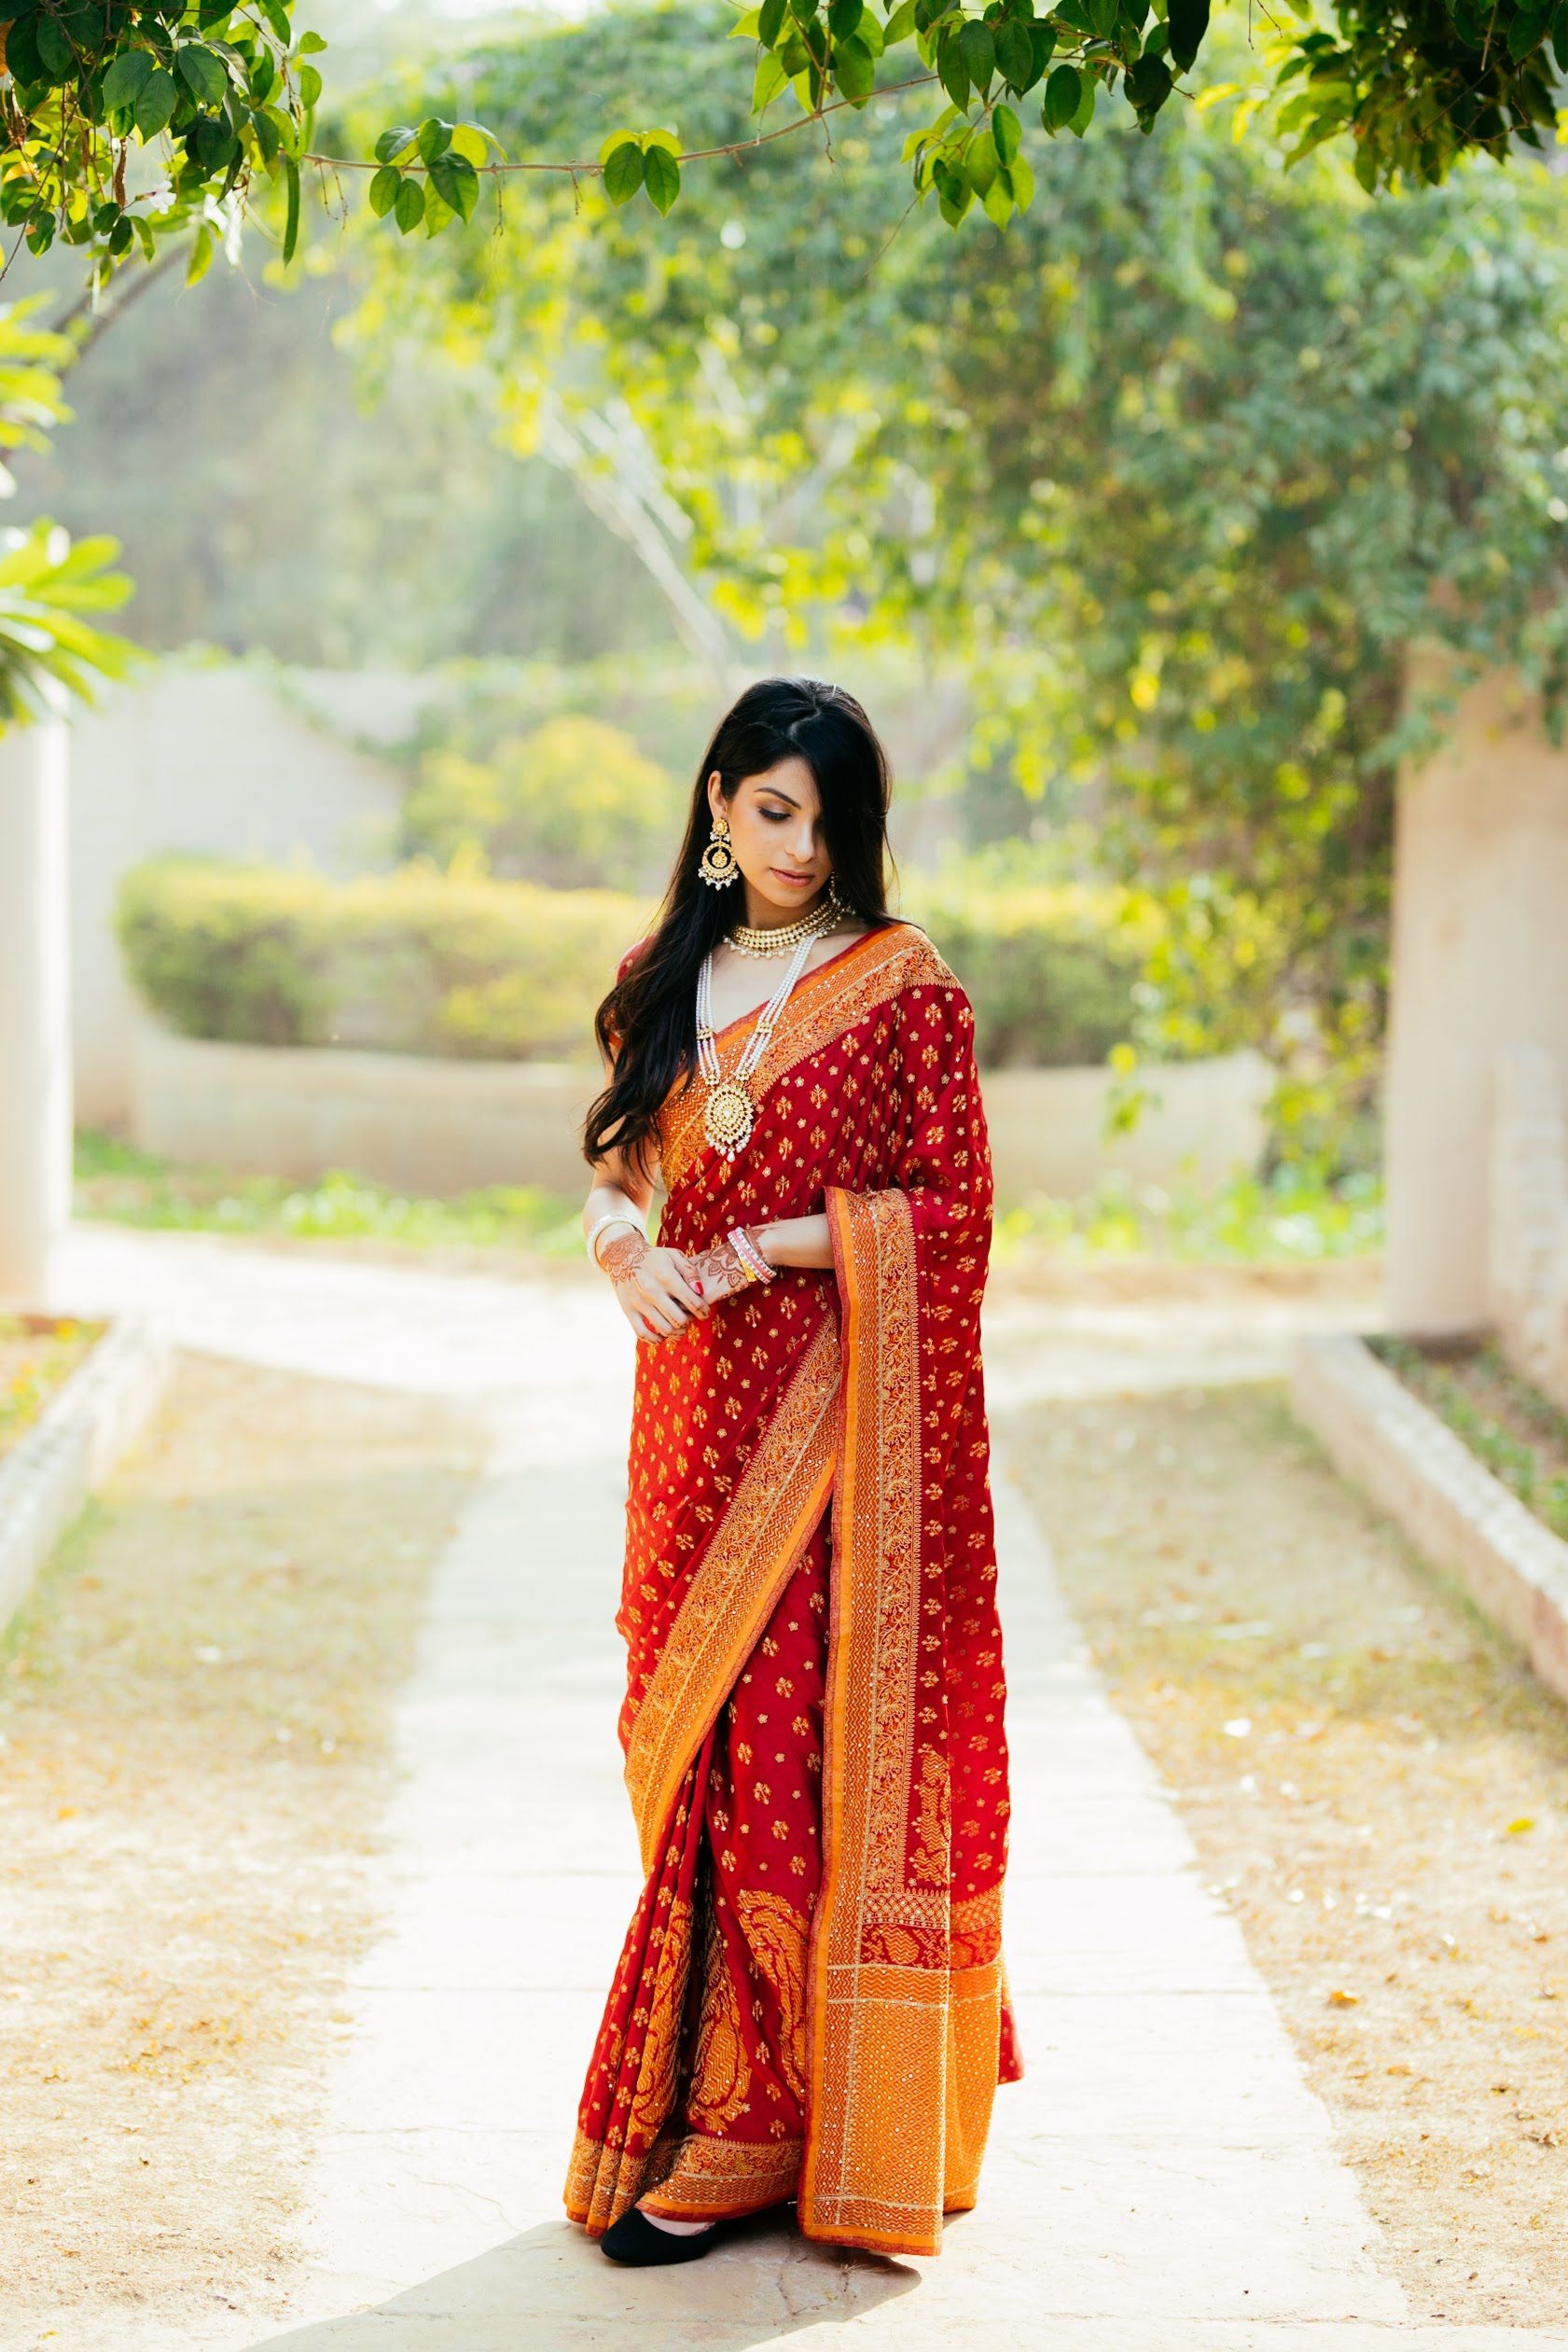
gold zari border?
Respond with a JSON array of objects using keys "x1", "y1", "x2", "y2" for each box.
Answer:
[{"x1": 798, "y1": 1186, "x2": 1004, "y2": 2258}]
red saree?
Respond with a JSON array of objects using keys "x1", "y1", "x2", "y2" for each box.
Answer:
[{"x1": 565, "y1": 920, "x2": 1018, "y2": 2259}]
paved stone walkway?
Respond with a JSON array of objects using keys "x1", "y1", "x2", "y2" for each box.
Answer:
[{"x1": 50, "y1": 1228, "x2": 1568, "y2": 2350}]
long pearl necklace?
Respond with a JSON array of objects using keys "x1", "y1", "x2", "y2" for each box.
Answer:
[{"x1": 696, "y1": 911, "x2": 834, "y2": 1158}]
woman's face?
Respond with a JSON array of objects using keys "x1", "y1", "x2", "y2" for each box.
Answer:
[{"x1": 708, "y1": 758, "x2": 831, "y2": 918}]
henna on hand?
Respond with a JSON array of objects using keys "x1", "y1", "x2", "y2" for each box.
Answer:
[
  {"x1": 684, "y1": 1236, "x2": 754, "y2": 1301},
  {"x1": 599, "y1": 1231, "x2": 650, "y2": 1286}
]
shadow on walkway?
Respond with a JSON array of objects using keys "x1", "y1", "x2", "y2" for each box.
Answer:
[{"x1": 248, "y1": 2213, "x2": 918, "y2": 2350}]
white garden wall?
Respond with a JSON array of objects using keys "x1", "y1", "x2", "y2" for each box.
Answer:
[{"x1": 131, "y1": 1026, "x2": 1272, "y2": 1206}]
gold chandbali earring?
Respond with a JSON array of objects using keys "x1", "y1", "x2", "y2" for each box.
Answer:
[{"x1": 698, "y1": 808, "x2": 739, "y2": 889}]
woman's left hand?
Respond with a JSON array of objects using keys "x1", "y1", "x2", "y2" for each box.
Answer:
[{"x1": 684, "y1": 1235, "x2": 757, "y2": 1302}]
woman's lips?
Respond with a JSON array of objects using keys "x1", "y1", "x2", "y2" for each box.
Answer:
[{"x1": 770, "y1": 869, "x2": 817, "y2": 887}]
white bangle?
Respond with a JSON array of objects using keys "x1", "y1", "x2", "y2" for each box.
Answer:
[{"x1": 585, "y1": 1210, "x2": 645, "y2": 1267}]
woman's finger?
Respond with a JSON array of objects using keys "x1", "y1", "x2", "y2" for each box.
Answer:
[
  {"x1": 634, "y1": 1290, "x2": 684, "y2": 1338},
  {"x1": 655, "y1": 1265, "x2": 708, "y2": 1316}
]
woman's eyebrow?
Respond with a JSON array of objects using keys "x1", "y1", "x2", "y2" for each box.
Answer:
[{"x1": 757, "y1": 787, "x2": 802, "y2": 809}]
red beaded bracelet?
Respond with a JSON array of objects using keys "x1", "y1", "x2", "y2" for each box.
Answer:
[{"x1": 728, "y1": 1225, "x2": 776, "y2": 1286}]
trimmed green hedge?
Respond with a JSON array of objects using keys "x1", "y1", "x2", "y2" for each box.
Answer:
[
  {"x1": 116, "y1": 858, "x2": 646, "y2": 1063},
  {"x1": 116, "y1": 857, "x2": 1147, "y2": 1068}
]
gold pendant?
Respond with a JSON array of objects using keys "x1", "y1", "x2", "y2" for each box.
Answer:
[{"x1": 703, "y1": 1076, "x2": 756, "y2": 1157}]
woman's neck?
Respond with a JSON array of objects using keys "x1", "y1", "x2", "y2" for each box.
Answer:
[{"x1": 737, "y1": 883, "x2": 833, "y2": 931}]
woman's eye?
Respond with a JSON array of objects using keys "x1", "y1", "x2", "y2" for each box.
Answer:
[{"x1": 759, "y1": 806, "x2": 789, "y2": 823}]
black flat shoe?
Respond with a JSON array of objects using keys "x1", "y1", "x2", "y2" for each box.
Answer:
[{"x1": 600, "y1": 2206, "x2": 726, "y2": 2267}]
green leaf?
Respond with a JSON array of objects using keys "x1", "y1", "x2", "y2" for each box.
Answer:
[
  {"x1": 297, "y1": 28, "x2": 327, "y2": 50},
  {"x1": 1552, "y1": 0, "x2": 1568, "y2": 70},
  {"x1": 368, "y1": 161, "x2": 400, "y2": 216},
  {"x1": 25, "y1": 212, "x2": 55, "y2": 256},
  {"x1": 175, "y1": 43, "x2": 229, "y2": 105},
  {"x1": 960, "y1": 17, "x2": 996, "y2": 87},
  {"x1": 449, "y1": 121, "x2": 493, "y2": 165},
  {"x1": 281, "y1": 146, "x2": 300, "y2": 260},
  {"x1": 428, "y1": 147, "x2": 479, "y2": 220},
  {"x1": 35, "y1": 17, "x2": 76, "y2": 83},
  {"x1": 394, "y1": 174, "x2": 424, "y2": 230},
  {"x1": 883, "y1": 0, "x2": 919, "y2": 39},
  {"x1": 1069, "y1": 67, "x2": 1096, "y2": 130},
  {"x1": 603, "y1": 137, "x2": 645, "y2": 202},
  {"x1": 753, "y1": 47, "x2": 789, "y2": 105},
  {"x1": 827, "y1": 0, "x2": 863, "y2": 35},
  {"x1": 101, "y1": 49, "x2": 155, "y2": 110},
  {"x1": 966, "y1": 123, "x2": 999, "y2": 189},
  {"x1": 187, "y1": 220, "x2": 215, "y2": 283},
  {"x1": 1030, "y1": 18, "x2": 1058, "y2": 75},
  {"x1": 298, "y1": 60, "x2": 322, "y2": 107},
  {"x1": 1087, "y1": 0, "x2": 1119, "y2": 39},
  {"x1": 981, "y1": 172, "x2": 1013, "y2": 225},
  {"x1": 729, "y1": 7, "x2": 762, "y2": 35},
  {"x1": 1042, "y1": 59, "x2": 1081, "y2": 126},
  {"x1": 1125, "y1": 50, "x2": 1172, "y2": 110},
  {"x1": 1166, "y1": 0, "x2": 1207, "y2": 70},
  {"x1": 133, "y1": 65, "x2": 178, "y2": 137},
  {"x1": 992, "y1": 97, "x2": 1021, "y2": 157},
  {"x1": 937, "y1": 25, "x2": 970, "y2": 103},
  {"x1": 1353, "y1": 133, "x2": 1378, "y2": 190},
  {"x1": 1507, "y1": 7, "x2": 1545, "y2": 56},
  {"x1": 258, "y1": 0, "x2": 291, "y2": 44},
  {"x1": 643, "y1": 141, "x2": 681, "y2": 214},
  {"x1": 416, "y1": 116, "x2": 452, "y2": 164},
  {"x1": 1003, "y1": 147, "x2": 1034, "y2": 206},
  {"x1": 758, "y1": 0, "x2": 788, "y2": 41},
  {"x1": 642, "y1": 125, "x2": 682, "y2": 153},
  {"x1": 107, "y1": 213, "x2": 134, "y2": 254},
  {"x1": 995, "y1": 15, "x2": 1040, "y2": 86},
  {"x1": 375, "y1": 121, "x2": 418, "y2": 163},
  {"x1": 281, "y1": 146, "x2": 303, "y2": 259},
  {"x1": 834, "y1": 29, "x2": 877, "y2": 93}
]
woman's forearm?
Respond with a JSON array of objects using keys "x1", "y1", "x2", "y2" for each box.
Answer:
[
  {"x1": 755, "y1": 1214, "x2": 833, "y2": 1271},
  {"x1": 582, "y1": 1175, "x2": 653, "y2": 1259}
]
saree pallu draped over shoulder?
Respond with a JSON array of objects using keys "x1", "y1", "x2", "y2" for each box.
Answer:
[{"x1": 565, "y1": 921, "x2": 1019, "y2": 2259}]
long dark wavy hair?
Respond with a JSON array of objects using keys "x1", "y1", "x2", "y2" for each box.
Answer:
[{"x1": 583, "y1": 676, "x2": 895, "y2": 1172}]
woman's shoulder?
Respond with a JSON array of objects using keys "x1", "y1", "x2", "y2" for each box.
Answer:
[
  {"x1": 861, "y1": 916, "x2": 964, "y2": 997},
  {"x1": 615, "y1": 935, "x2": 653, "y2": 984}
]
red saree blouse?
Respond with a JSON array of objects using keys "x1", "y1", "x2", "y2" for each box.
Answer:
[{"x1": 565, "y1": 919, "x2": 1018, "y2": 2260}]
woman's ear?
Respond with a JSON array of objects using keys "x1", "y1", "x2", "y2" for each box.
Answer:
[{"x1": 706, "y1": 771, "x2": 727, "y2": 824}]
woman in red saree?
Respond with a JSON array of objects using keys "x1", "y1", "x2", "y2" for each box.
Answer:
[{"x1": 571, "y1": 677, "x2": 1017, "y2": 2266}]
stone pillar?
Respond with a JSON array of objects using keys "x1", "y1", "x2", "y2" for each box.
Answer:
[
  {"x1": 0, "y1": 720, "x2": 71, "y2": 1301},
  {"x1": 1384, "y1": 662, "x2": 1568, "y2": 1335}
]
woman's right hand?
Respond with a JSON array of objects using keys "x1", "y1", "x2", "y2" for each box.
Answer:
[{"x1": 598, "y1": 1232, "x2": 708, "y2": 1344}]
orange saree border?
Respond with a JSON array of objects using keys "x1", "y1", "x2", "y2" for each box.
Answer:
[
  {"x1": 622, "y1": 1317, "x2": 840, "y2": 1873},
  {"x1": 798, "y1": 1187, "x2": 1004, "y2": 2258},
  {"x1": 659, "y1": 922, "x2": 954, "y2": 1194}
]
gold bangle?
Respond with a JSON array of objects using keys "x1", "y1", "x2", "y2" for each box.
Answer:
[{"x1": 586, "y1": 1211, "x2": 645, "y2": 1267}]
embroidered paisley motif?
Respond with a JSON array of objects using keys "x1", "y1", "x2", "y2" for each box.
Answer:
[
  {"x1": 628, "y1": 1897, "x2": 692, "y2": 2144},
  {"x1": 736, "y1": 1889, "x2": 811, "y2": 2103},
  {"x1": 688, "y1": 1902, "x2": 752, "y2": 2131}
]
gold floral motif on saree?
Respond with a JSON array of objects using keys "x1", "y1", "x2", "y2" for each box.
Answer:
[{"x1": 623, "y1": 1317, "x2": 840, "y2": 1872}]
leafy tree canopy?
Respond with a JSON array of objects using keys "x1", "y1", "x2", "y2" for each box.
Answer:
[
  {"x1": 7, "y1": 0, "x2": 1567, "y2": 281},
  {"x1": 339, "y1": 2, "x2": 1568, "y2": 1145}
]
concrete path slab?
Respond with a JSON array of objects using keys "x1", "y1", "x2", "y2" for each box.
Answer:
[{"x1": 42, "y1": 1228, "x2": 1568, "y2": 2349}]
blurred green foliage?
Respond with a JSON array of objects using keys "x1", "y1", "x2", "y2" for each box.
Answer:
[
  {"x1": 402, "y1": 715, "x2": 683, "y2": 890},
  {"x1": 115, "y1": 856, "x2": 648, "y2": 1061},
  {"x1": 74, "y1": 1132, "x2": 585, "y2": 1251},
  {"x1": 341, "y1": 7, "x2": 1568, "y2": 1156},
  {"x1": 997, "y1": 1162, "x2": 1386, "y2": 1261},
  {"x1": 113, "y1": 852, "x2": 1166, "y2": 1069}
]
